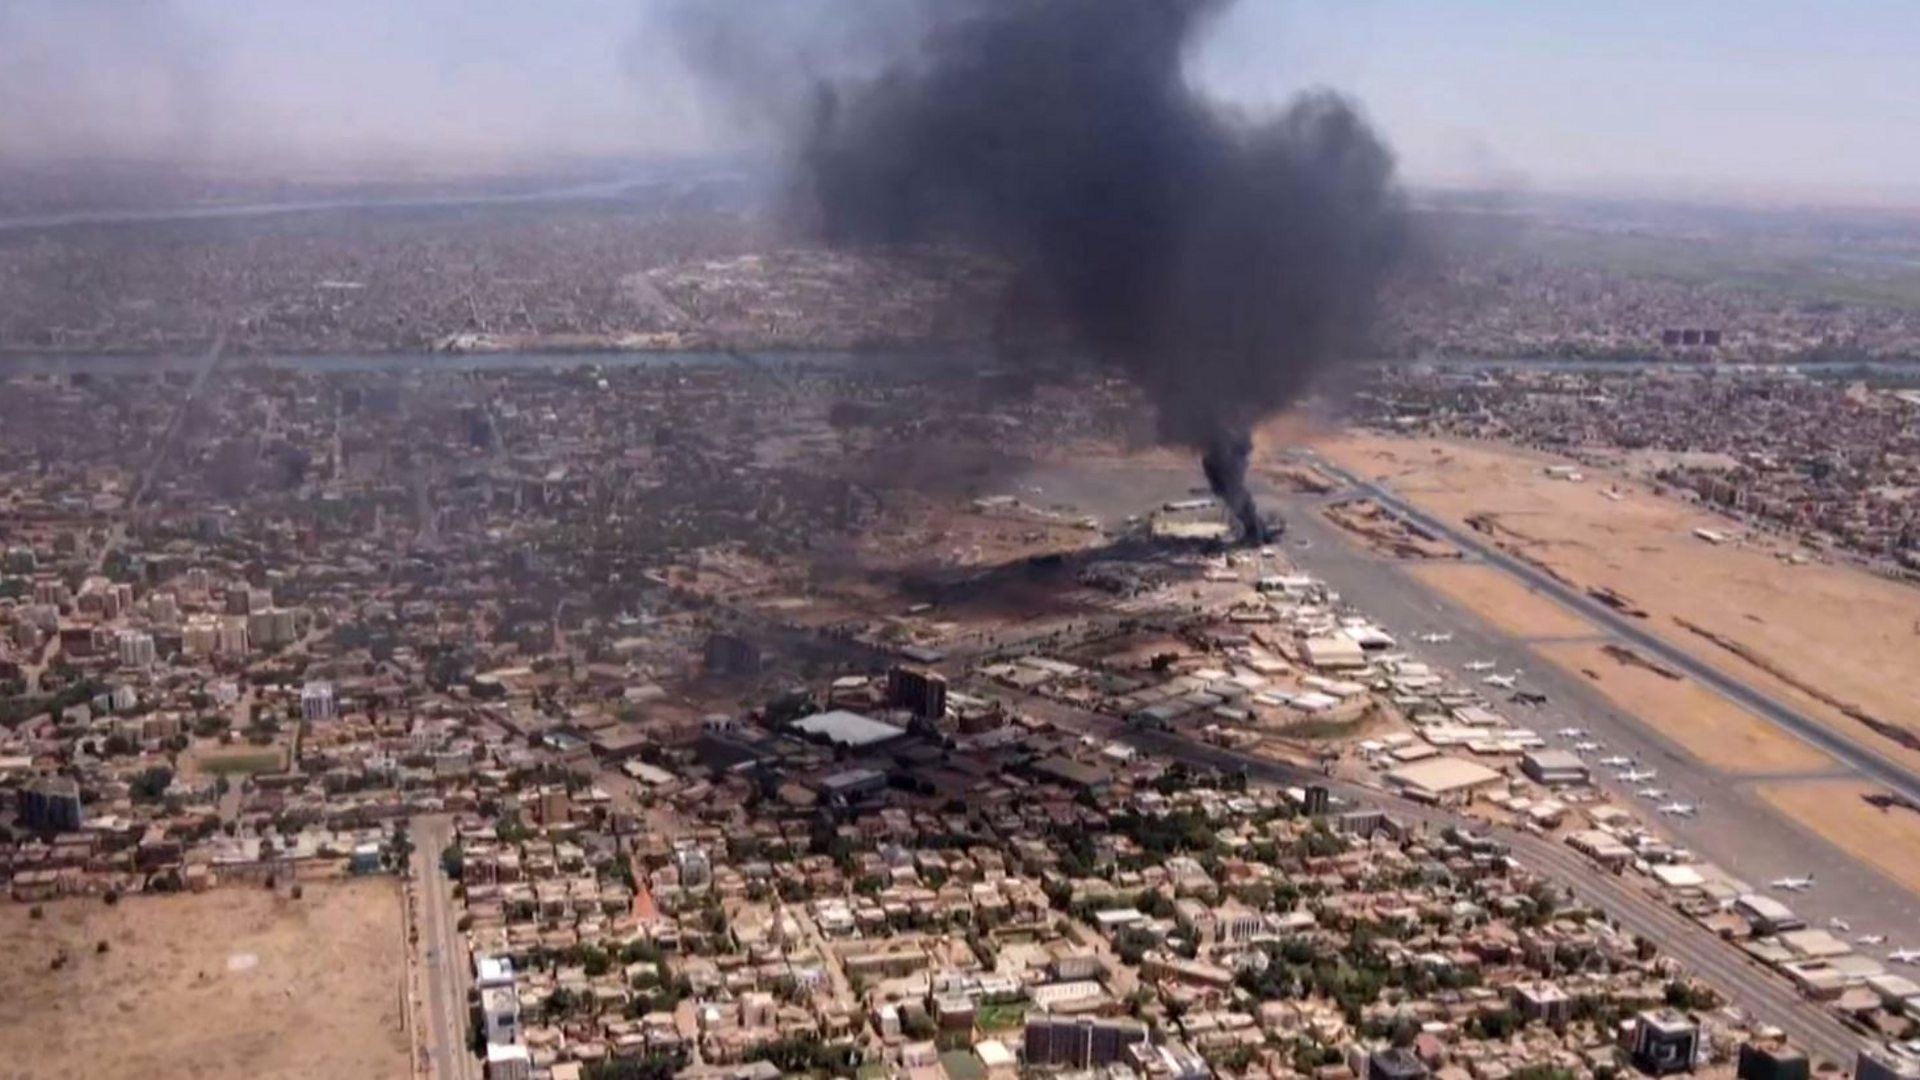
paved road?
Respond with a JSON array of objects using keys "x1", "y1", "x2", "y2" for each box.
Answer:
[
  {"x1": 1303, "y1": 451, "x2": 1920, "y2": 811},
  {"x1": 411, "y1": 815, "x2": 476, "y2": 1080},
  {"x1": 1007, "y1": 690, "x2": 1870, "y2": 1067},
  {"x1": 127, "y1": 331, "x2": 226, "y2": 516}
]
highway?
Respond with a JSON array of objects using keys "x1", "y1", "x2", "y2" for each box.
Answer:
[
  {"x1": 1302, "y1": 451, "x2": 1920, "y2": 811},
  {"x1": 1005, "y1": 690, "x2": 1871, "y2": 1067},
  {"x1": 410, "y1": 815, "x2": 477, "y2": 1080}
]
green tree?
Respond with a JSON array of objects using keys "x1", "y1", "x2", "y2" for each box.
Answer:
[
  {"x1": 581, "y1": 945, "x2": 613, "y2": 978},
  {"x1": 585, "y1": 1051, "x2": 686, "y2": 1080}
]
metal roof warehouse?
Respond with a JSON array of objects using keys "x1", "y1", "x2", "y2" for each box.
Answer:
[{"x1": 790, "y1": 710, "x2": 907, "y2": 750}]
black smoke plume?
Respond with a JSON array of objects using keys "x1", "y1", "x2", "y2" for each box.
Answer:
[{"x1": 794, "y1": 0, "x2": 1406, "y2": 540}]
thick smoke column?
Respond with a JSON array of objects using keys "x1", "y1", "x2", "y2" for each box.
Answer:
[
  {"x1": 798, "y1": 0, "x2": 1405, "y2": 540},
  {"x1": 1201, "y1": 431, "x2": 1259, "y2": 543}
]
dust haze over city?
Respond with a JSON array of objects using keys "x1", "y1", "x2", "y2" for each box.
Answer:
[{"x1": 7, "y1": 4, "x2": 1920, "y2": 1080}]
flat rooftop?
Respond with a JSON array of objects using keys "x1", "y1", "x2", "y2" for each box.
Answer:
[
  {"x1": 791, "y1": 710, "x2": 906, "y2": 749},
  {"x1": 1387, "y1": 756, "x2": 1503, "y2": 796}
]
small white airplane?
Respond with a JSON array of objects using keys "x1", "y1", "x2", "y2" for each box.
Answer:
[
  {"x1": 1573, "y1": 741, "x2": 1602, "y2": 753},
  {"x1": 1636, "y1": 787, "x2": 1667, "y2": 799},
  {"x1": 1418, "y1": 632, "x2": 1454, "y2": 644},
  {"x1": 1860, "y1": 935, "x2": 1887, "y2": 945},
  {"x1": 1464, "y1": 660, "x2": 1497, "y2": 672},
  {"x1": 1889, "y1": 949, "x2": 1920, "y2": 965},
  {"x1": 1618, "y1": 768, "x2": 1657, "y2": 783},
  {"x1": 1658, "y1": 801, "x2": 1698, "y2": 817},
  {"x1": 1597, "y1": 755, "x2": 1632, "y2": 768},
  {"x1": 1828, "y1": 917, "x2": 1851, "y2": 932},
  {"x1": 1770, "y1": 875, "x2": 1815, "y2": 891},
  {"x1": 1558, "y1": 727, "x2": 1589, "y2": 739},
  {"x1": 1483, "y1": 673, "x2": 1518, "y2": 690}
]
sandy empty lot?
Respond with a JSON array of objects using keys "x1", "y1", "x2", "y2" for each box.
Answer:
[
  {"x1": 1405, "y1": 562, "x2": 1596, "y2": 641},
  {"x1": 0, "y1": 881, "x2": 409, "y2": 1080},
  {"x1": 1535, "y1": 641, "x2": 1833, "y2": 776},
  {"x1": 1314, "y1": 433, "x2": 1920, "y2": 777},
  {"x1": 1757, "y1": 781, "x2": 1920, "y2": 898},
  {"x1": 185, "y1": 741, "x2": 289, "y2": 779}
]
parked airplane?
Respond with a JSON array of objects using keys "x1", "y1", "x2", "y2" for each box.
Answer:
[
  {"x1": 1557, "y1": 727, "x2": 1589, "y2": 739},
  {"x1": 1509, "y1": 690, "x2": 1549, "y2": 706},
  {"x1": 1598, "y1": 755, "x2": 1633, "y2": 768},
  {"x1": 1635, "y1": 787, "x2": 1667, "y2": 799},
  {"x1": 1418, "y1": 632, "x2": 1454, "y2": 644},
  {"x1": 1658, "y1": 801, "x2": 1698, "y2": 817},
  {"x1": 1860, "y1": 935, "x2": 1887, "y2": 946},
  {"x1": 1483, "y1": 674, "x2": 1517, "y2": 690},
  {"x1": 1618, "y1": 768, "x2": 1656, "y2": 783},
  {"x1": 1770, "y1": 875, "x2": 1815, "y2": 891},
  {"x1": 1464, "y1": 661, "x2": 1496, "y2": 672},
  {"x1": 1573, "y1": 741, "x2": 1601, "y2": 753},
  {"x1": 1829, "y1": 917, "x2": 1851, "y2": 932},
  {"x1": 1890, "y1": 949, "x2": 1920, "y2": 965}
]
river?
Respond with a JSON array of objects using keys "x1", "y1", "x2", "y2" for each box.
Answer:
[{"x1": 1, "y1": 348, "x2": 1912, "y2": 379}]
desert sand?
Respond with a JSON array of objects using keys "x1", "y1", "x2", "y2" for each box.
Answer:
[
  {"x1": 1757, "y1": 781, "x2": 1920, "y2": 898},
  {"x1": 0, "y1": 881, "x2": 409, "y2": 1080},
  {"x1": 1534, "y1": 641, "x2": 1833, "y2": 775}
]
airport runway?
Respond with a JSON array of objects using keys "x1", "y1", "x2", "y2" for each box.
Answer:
[
  {"x1": 1303, "y1": 452, "x2": 1920, "y2": 809},
  {"x1": 1256, "y1": 467, "x2": 1920, "y2": 958}
]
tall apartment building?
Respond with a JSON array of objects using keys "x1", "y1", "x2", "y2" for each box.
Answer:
[
  {"x1": 887, "y1": 665, "x2": 948, "y2": 720},
  {"x1": 117, "y1": 629, "x2": 156, "y2": 669},
  {"x1": 301, "y1": 682, "x2": 337, "y2": 721},
  {"x1": 1022, "y1": 1016, "x2": 1148, "y2": 1069},
  {"x1": 19, "y1": 776, "x2": 84, "y2": 832}
]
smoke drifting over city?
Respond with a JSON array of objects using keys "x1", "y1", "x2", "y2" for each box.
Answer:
[{"x1": 790, "y1": 0, "x2": 1407, "y2": 539}]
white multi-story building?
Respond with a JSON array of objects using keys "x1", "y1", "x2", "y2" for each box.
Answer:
[
  {"x1": 214, "y1": 615, "x2": 249, "y2": 657},
  {"x1": 117, "y1": 630, "x2": 156, "y2": 669},
  {"x1": 675, "y1": 844, "x2": 712, "y2": 889},
  {"x1": 147, "y1": 592, "x2": 180, "y2": 625},
  {"x1": 484, "y1": 1042, "x2": 531, "y2": 1080},
  {"x1": 301, "y1": 682, "x2": 337, "y2": 722},
  {"x1": 183, "y1": 614, "x2": 221, "y2": 657},
  {"x1": 1215, "y1": 899, "x2": 1269, "y2": 945},
  {"x1": 480, "y1": 984, "x2": 521, "y2": 1045}
]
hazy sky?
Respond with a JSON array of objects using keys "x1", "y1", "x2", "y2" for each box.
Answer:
[{"x1": 3, "y1": 0, "x2": 1916, "y2": 201}]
